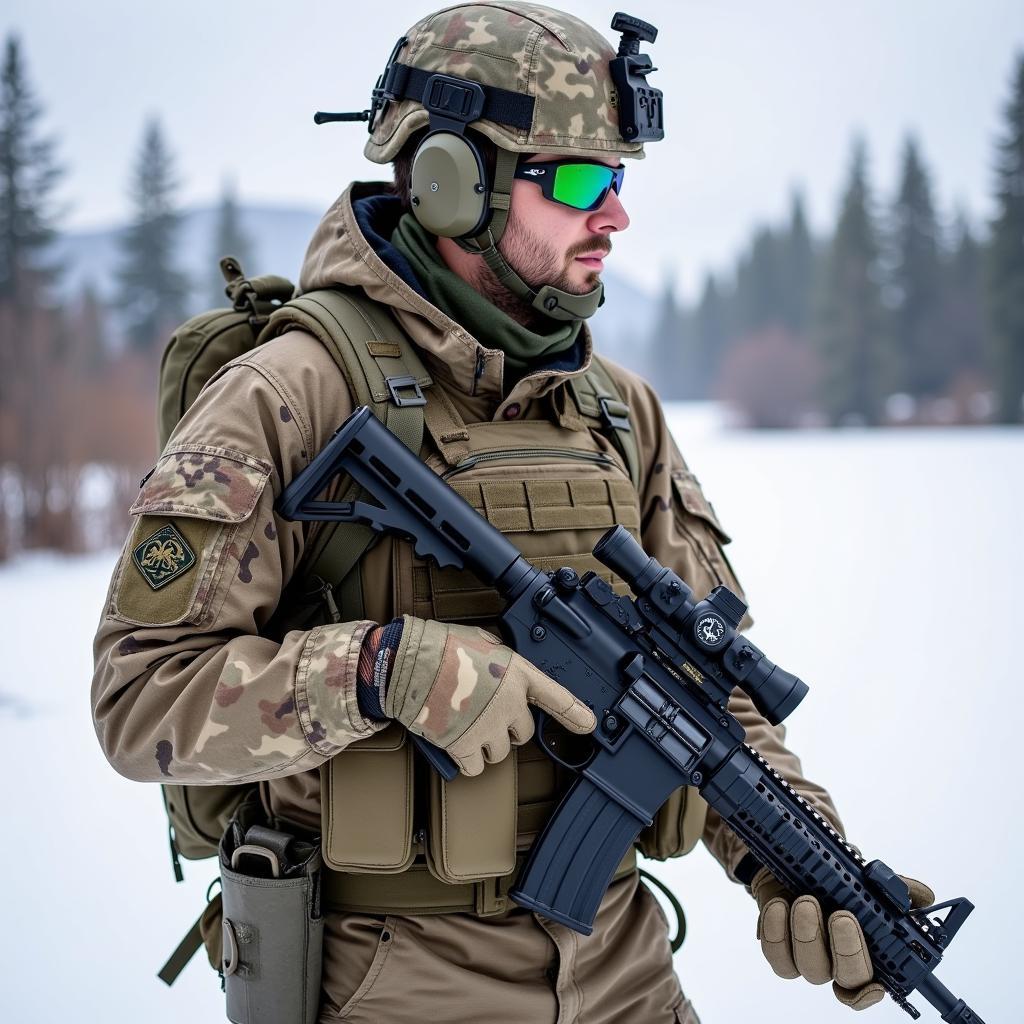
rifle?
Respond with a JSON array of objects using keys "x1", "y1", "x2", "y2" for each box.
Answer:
[{"x1": 277, "y1": 405, "x2": 986, "y2": 1023}]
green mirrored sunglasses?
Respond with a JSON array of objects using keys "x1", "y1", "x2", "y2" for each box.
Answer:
[{"x1": 513, "y1": 159, "x2": 625, "y2": 212}]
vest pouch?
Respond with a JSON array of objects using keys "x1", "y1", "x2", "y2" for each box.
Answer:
[
  {"x1": 218, "y1": 793, "x2": 323, "y2": 1024},
  {"x1": 426, "y1": 747, "x2": 518, "y2": 883},
  {"x1": 321, "y1": 723, "x2": 414, "y2": 873},
  {"x1": 636, "y1": 785, "x2": 708, "y2": 860}
]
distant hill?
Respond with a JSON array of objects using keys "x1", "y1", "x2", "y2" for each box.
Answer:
[{"x1": 54, "y1": 203, "x2": 656, "y2": 379}]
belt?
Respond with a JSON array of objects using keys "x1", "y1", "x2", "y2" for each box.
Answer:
[{"x1": 322, "y1": 847, "x2": 638, "y2": 918}]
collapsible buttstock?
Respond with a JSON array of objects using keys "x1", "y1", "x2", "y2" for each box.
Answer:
[{"x1": 509, "y1": 775, "x2": 646, "y2": 933}]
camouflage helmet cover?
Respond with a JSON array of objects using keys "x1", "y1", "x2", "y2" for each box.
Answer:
[{"x1": 364, "y1": 1, "x2": 646, "y2": 163}]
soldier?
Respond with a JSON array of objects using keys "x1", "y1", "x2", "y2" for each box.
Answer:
[{"x1": 91, "y1": 3, "x2": 930, "y2": 1021}]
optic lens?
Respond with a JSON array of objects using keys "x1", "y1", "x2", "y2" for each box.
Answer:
[{"x1": 553, "y1": 164, "x2": 615, "y2": 210}]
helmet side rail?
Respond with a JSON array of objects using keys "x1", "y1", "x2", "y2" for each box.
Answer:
[{"x1": 276, "y1": 405, "x2": 986, "y2": 1024}]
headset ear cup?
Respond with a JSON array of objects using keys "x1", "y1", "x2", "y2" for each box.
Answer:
[{"x1": 410, "y1": 131, "x2": 490, "y2": 238}]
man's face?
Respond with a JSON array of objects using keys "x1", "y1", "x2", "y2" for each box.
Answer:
[{"x1": 502, "y1": 152, "x2": 630, "y2": 297}]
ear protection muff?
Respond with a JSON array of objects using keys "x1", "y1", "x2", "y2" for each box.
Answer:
[{"x1": 409, "y1": 130, "x2": 492, "y2": 238}]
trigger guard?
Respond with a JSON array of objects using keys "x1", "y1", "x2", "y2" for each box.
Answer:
[{"x1": 533, "y1": 709, "x2": 595, "y2": 771}]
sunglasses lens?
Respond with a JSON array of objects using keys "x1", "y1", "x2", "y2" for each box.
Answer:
[{"x1": 552, "y1": 163, "x2": 616, "y2": 210}]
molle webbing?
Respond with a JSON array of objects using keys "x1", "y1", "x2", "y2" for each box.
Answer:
[
  {"x1": 411, "y1": 474, "x2": 642, "y2": 622},
  {"x1": 321, "y1": 848, "x2": 637, "y2": 918}
]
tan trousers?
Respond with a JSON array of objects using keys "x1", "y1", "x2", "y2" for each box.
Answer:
[{"x1": 318, "y1": 871, "x2": 700, "y2": 1023}]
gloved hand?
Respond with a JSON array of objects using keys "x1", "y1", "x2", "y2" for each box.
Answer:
[
  {"x1": 751, "y1": 866, "x2": 935, "y2": 1009},
  {"x1": 374, "y1": 614, "x2": 595, "y2": 776}
]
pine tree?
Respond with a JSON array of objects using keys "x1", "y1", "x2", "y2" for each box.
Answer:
[
  {"x1": 988, "y1": 53, "x2": 1024, "y2": 423},
  {"x1": 0, "y1": 34, "x2": 63, "y2": 307},
  {"x1": 693, "y1": 273, "x2": 730, "y2": 399},
  {"x1": 116, "y1": 117, "x2": 189, "y2": 351},
  {"x1": 73, "y1": 282, "x2": 109, "y2": 375},
  {"x1": 887, "y1": 135, "x2": 944, "y2": 399},
  {"x1": 0, "y1": 34, "x2": 68, "y2": 555},
  {"x1": 781, "y1": 189, "x2": 814, "y2": 335},
  {"x1": 208, "y1": 177, "x2": 255, "y2": 307},
  {"x1": 647, "y1": 274, "x2": 690, "y2": 399},
  {"x1": 815, "y1": 139, "x2": 888, "y2": 425},
  {"x1": 734, "y1": 226, "x2": 784, "y2": 334},
  {"x1": 942, "y1": 212, "x2": 987, "y2": 387}
]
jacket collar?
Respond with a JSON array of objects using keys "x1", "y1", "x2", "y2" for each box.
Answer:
[{"x1": 298, "y1": 181, "x2": 596, "y2": 405}]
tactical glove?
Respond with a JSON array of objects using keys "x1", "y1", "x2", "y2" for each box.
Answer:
[
  {"x1": 751, "y1": 866, "x2": 935, "y2": 1009},
  {"x1": 364, "y1": 614, "x2": 596, "y2": 776}
]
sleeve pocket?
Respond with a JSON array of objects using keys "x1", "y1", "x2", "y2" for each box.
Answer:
[
  {"x1": 670, "y1": 469, "x2": 732, "y2": 545},
  {"x1": 110, "y1": 445, "x2": 272, "y2": 628},
  {"x1": 669, "y1": 469, "x2": 749, "y2": 620}
]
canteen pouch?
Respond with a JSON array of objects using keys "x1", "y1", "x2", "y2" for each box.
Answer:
[{"x1": 218, "y1": 794, "x2": 324, "y2": 1024}]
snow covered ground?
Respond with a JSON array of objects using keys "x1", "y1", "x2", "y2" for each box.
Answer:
[{"x1": 0, "y1": 409, "x2": 1018, "y2": 1023}]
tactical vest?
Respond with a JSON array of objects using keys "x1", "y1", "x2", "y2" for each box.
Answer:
[
  {"x1": 155, "y1": 277, "x2": 705, "y2": 984},
  {"x1": 259, "y1": 333, "x2": 708, "y2": 918}
]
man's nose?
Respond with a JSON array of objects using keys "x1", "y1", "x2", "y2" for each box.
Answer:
[{"x1": 587, "y1": 185, "x2": 630, "y2": 233}]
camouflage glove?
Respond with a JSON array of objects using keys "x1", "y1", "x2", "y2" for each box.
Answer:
[
  {"x1": 751, "y1": 866, "x2": 935, "y2": 1009},
  {"x1": 384, "y1": 614, "x2": 596, "y2": 776}
]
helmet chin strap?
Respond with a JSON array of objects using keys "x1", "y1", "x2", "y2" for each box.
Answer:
[{"x1": 455, "y1": 148, "x2": 605, "y2": 323}]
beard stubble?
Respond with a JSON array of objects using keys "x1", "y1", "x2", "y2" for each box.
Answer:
[{"x1": 466, "y1": 207, "x2": 610, "y2": 331}]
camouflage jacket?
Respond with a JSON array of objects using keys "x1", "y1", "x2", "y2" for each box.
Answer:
[{"x1": 90, "y1": 181, "x2": 841, "y2": 880}]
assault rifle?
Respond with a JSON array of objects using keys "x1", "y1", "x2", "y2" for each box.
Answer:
[{"x1": 278, "y1": 405, "x2": 985, "y2": 1023}]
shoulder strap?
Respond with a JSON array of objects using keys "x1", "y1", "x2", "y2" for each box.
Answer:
[
  {"x1": 567, "y1": 355, "x2": 642, "y2": 492},
  {"x1": 259, "y1": 287, "x2": 432, "y2": 616}
]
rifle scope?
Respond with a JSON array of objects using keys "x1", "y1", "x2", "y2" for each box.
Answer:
[{"x1": 593, "y1": 526, "x2": 807, "y2": 725}]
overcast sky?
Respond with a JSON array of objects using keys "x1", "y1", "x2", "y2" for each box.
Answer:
[{"x1": 5, "y1": 0, "x2": 1022, "y2": 301}]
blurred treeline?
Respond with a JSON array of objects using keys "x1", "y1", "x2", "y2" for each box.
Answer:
[
  {"x1": 0, "y1": 35, "x2": 254, "y2": 559},
  {"x1": 0, "y1": 33, "x2": 1022, "y2": 560},
  {"x1": 647, "y1": 65, "x2": 1024, "y2": 429}
]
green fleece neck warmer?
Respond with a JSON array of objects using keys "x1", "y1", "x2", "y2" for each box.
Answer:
[{"x1": 390, "y1": 213, "x2": 581, "y2": 374}]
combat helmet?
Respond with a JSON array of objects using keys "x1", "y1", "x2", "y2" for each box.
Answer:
[{"x1": 316, "y1": 2, "x2": 665, "y2": 322}]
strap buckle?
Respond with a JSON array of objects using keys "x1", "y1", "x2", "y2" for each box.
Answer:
[
  {"x1": 423, "y1": 73, "x2": 486, "y2": 126},
  {"x1": 599, "y1": 396, "x2": 632, "y2": 432},
  {"x1": 474, "y1": 872, "x2": 511, "y2": 917},
  {"x1": 386, "y1": 375, "x2": 427, "y2": 408}
]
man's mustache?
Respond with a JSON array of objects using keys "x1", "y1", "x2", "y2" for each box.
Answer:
[{"x1": 567, "y1": 238, "x2": 613, "y2": 260}]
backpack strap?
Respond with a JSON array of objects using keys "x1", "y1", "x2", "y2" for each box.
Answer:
[
  {"x1": 259, "y1": 287, "x2": 432, "y2": 618},
  {"x1": 566, "y1": 355, "x2": 642, "y2": 492}
]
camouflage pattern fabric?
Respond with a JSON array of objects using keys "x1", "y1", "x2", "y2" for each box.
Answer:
[
  {"x1": 95, "y1": 399, "x2": 387, "y2": 783},
  {"x1": 385, "y1": 615, "x2": 595, "y2": 776},
  {"x1": 365, "y1": 1, "x2": 647, "y2": 163}
]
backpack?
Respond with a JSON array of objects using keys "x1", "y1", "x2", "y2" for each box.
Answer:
[{"x1": 153, "y1": 256, "x2": 641, "y2": 984}]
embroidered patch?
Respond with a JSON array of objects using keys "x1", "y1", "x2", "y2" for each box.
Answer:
[{"x1": 132, "y1": 524, "x2": 196, "y2": 590}]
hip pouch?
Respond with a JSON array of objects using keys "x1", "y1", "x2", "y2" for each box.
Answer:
[{"x1": 218, "y1": 794, "x2": 324, "y2": 1024}]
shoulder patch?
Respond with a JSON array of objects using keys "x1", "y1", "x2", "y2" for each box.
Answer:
[{"x1": 132, "y1": 523, "x2": 196, "y2": 590}]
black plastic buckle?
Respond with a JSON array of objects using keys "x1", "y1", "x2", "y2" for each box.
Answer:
[
  {"x1": 386, "y1": 375, "x2": 427, "y2": 408},
  {"x1": 599, "y1": 396, "x2": 632, "y2": 432},
  {"x1": 423, "y1": 74, "x2": 486, "y2": 129}
]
